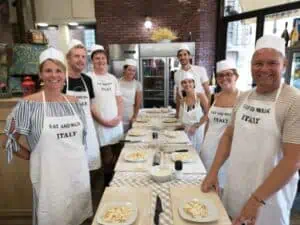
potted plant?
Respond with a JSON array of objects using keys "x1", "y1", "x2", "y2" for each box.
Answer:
[{"x1": 151, "y1": 27, "x2": 178, "y2": 43}]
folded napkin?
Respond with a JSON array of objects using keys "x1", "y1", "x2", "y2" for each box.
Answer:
[{"x1": 170, "y1": 184, "x2": 231, "y2": 225}]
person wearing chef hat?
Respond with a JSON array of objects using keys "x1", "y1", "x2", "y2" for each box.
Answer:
[
  {"x1": 174, "y1": 44, "x2": 210, "y2": 118},
  {"x1": 200, "y1": 59, "x2": 240, "y2": 195},
  {"x1": 178, "y1": 71, "x2": 209, "y2": 153},
  {"x1": 63, "y1": 39, "x2": 101, "y2": 175},
  {"x1": 202, "y1": 35, "x2": 300, "y2": 225},
  {"x1": 3, "y1": 47, "x2": 92, "y2": 225},
  {"x1": 89, "y1": 44, "x2": 124, "y2": 187},
  {"x1": 119, "y1": 59, "x2": 142, "y2": 132}
]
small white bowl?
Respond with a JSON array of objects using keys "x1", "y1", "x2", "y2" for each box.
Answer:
[{"x1": 150, "y1": 166, "x2": 173, "y2": 183}]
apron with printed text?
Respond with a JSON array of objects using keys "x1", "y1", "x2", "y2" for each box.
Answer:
[
  {"x1": 223, "y1": 85, "x2": 298, "y2": 225},
  {"x1": 30, "y1": 91, "x2": 92, "y2": 225},
  {"x1": 119, "y1": 78, "x2": 137, "y2": 132},
  {"x1": 66, "y1": 75, "x2": 101, "y2": 170},
  {"x1": 92, "y1": 73, "x2": 124, "y2": 147},
  {"x1": 181, "y1": 95, "x2": 204, "y2": 153},
  {"x1": 201, "y1": 105, "x2": 233, "y2": 188}
]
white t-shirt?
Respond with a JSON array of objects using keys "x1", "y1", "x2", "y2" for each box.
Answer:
[
  {"x1": 91, "y1": 72, "x2": 122, "y2": 120},
  {"x1": 174, "y1": 65, "x2": 209, "y2": 97}
]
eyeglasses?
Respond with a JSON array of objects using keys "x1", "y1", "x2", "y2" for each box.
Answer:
[{"x1": 216, "y1": 72, "x2": 235, "y2": 79}]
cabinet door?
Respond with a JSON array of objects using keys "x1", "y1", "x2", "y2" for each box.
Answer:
[
  {"x1": 35, "y1": 0, "x2": 72, "y2": 23},
  {"x1": 72, "y1": 0, "x2": 95, "y2": 18},
  {"x1": 0, "y1": 101, "x2": 32, "y2": 219}
]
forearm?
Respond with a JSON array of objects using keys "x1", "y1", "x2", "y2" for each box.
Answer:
[
  {"x1": 133, "y1": 92, "x2": 142, "y2": 118},
  {"x1": 209, "y1": 128, "x2": 233, "y2": 176},
  {"x1": 14, "y1": 144, "x2": 30, "y2": 160},
  {"x1": 117, "y1": 96, "x2": 123, "y2": 119},
  {"x1": 175, "y1": 94, "x2": 181, "y2": 118},
  {"x1": 91, "y1": 106, "x2": 107, "y2": 126}
]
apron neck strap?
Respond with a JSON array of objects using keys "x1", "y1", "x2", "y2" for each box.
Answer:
[{"x1": 42, "y1": 91, "x2": 47, "y2": 117}]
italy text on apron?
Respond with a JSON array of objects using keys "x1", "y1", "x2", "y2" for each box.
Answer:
[
  {"x1": 30, "y1": 91, "x2": 92, "y2": 225},
  {"x1": 92, "y1": 73, "x2": 124, "y2": 147},
  {"x1": 181, "y1": 95, "x2": 204, "y2": 153},
  {"x1": 66, "y1": 75, "x2": 101, "y2": 170},
  {"x1": 119, "y1": 78, "x2": 137, "y2": 132},
  {"x1": 223, "y1": 85, "x2": 298, "y2": 225},
  {"x1": 201, "y1": 104, "x2": 233, "y2": 188}
]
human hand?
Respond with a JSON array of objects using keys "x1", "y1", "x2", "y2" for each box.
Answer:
[
  {"x1": 105, "y1": 117, "x2": 121, "y2": 127},
  {"x1": 187, "y1": 125, "x2": 197, "y2": 136},
  {"x1": 232, "y1": 196, "x2": 261, "y2": 225},
  {"x1": 201, "y1": 172, "x2": 220, "y2": 194}
]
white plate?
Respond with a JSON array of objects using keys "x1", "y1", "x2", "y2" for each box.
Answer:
[
  {"x1": 127, "y1": 129, "x2": 147, "y2": 137},
  {"x1": 171, "y1": 152, "x2": 195, "y2": 163},
  {"x1": 97, "y1": 201, "x2": 138, "y2": 225},
  {"x1": 178, "y1": 198, "x2": 219, "y2": 223},
  {"x1": 124, "y1": 151, "x2": 148, "y2": 162},
  {"x1": 163, "y1": 118, "x2": 178, "y2": 123},
  {"x1": 135, "y1": 118, "x2": 150, "y2": 123}
]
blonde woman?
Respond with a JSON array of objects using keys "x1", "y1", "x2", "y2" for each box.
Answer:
[{"x1": 3, "y1": 48, "x2": 92, "y2": 225}]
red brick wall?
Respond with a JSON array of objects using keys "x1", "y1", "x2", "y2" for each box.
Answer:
[{"x1": 95, "y1": 0, "x2": 217, "y2": 77}]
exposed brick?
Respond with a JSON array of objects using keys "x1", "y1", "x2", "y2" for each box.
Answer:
[{"x1": 95, "y1": 0, "x2": 217, "y2": 77}]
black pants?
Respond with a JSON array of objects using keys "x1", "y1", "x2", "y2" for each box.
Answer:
[{"x1": 100, "y1": 142, "x2": 123, "y2": 186}]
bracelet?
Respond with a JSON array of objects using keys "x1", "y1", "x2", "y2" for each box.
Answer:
[{"x1": 252, "y1": 194, "x2": 266, "y2": 205}]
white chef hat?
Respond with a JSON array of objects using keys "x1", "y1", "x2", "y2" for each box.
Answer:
[
  {"x1": 216, "y1": 59, "x2": 236, "y2": 73},
  {"x1": 255, "y1": 35, "x2": 286, "y2": 56},
  {"x1": 39, "y1": 47, "x2": 65, "y2": 65},
  {"x1": 124, "y1": 59, "x2": 137, "y2": 67},
  {"x1": 178, "y1": 43, "x2": 190, "y2": 53},
  {"x1": 91, "y1": 44, "x2": 105, "y2": 56},
  {"x1": 67, "y1": 39, "x2": 85, "y2": 53},
  {"x1": 181, "y1": 71, "x2": 194, "y2": 82}
]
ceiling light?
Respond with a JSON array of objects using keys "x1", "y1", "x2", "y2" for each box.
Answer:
[
  {"x1": 68, "y1": 22, "x2": 79, "y2": 26},
  {"x1": 144, "y1": 17, "x2": 152, "y2": 30},
  {"x1": 36, "y1": 23, "x2": 48, "y2": 27}
]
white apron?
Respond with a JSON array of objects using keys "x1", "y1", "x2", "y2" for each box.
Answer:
[
  {"x1": 223, "y1": 85, "x2": 298, "y2": 225},
  {"x1": 201, "y1": 105, "x2": 233, "y2": 188},
  {"x1": 181, "y1": 96, "x2": 204, "y2": 153},
  {"x1": 119, "y1": 78, "x2": 137, "y2": 132},
  {"x1": 66, "y1": 75, "x2": 101, "y2": 171},
  {"x1": 92, "y1": 73, "x2": 124, "y2": 147},
  {"x1": 30, "y1": 91, "x2": 92, "y2": 225}
]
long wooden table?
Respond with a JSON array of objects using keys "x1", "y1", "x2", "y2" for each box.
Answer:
[{"x1": 92, "y1": 108, "x2": 231, "y2": 225}]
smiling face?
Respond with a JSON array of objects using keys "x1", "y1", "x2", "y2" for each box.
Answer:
[
  {"x1": 40, "y1": 59, "x2": 66, "y2": 91},
  {"x1": 92, "y1": 51, "x2": 108, "y2": 72},
  {"x1": 124, "y1": 65, "x2": 137, "y2": 81},
  {"x1": 177, "y1": 50, "x2": 191, "y2": 67},
  {"x1": 251, "y1": 48, "x2": 286, "y2": 93},
  {"x1": 67, "y1": 46, "x2": 87, "y2": 73},
  {"x1": 216, "y1": 69, "x2": 238, "y2": 91},
  {"x1": 181, "y1": 79, "x2": 195, "y2": 93}
]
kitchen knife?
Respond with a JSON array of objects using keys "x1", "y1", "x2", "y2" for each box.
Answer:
[{"x1": 154, "y1": 195, "x2": 163, "y2": 225}]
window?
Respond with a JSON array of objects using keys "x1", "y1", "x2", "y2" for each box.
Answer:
[{"x1": 224, "y1": 0, "x2": 300, "y2": 16}]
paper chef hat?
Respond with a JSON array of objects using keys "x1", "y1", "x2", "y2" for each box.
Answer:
[
  {"x1": 39, "y1": 47, "x2": 65, "y2": 65},
  {"x1": 255, "y1": 35, "x2": 286, "y2": 56},
  {"x1": 216, "y1": 59, "x2": 236, "y2": 73},
  {"x1": 178, "y1": 43, "x2": 190, "y2": 52},
  {"x1": 181, "y1": 71, "x2": 194, "y2": 82},
  {"x1": 67, "y1": 39, "x2": 84, "y2": 53},
  {"x1": 124, "y1": 59, "x2": 137, "y2": 67},
  {"x1": 91, "y1": 44, "x2": 105, "y2": 56}
]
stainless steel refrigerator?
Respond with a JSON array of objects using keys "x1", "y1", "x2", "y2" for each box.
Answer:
[{"x1": 108, "y1": 42, "x2": 195, "y2": 108}]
